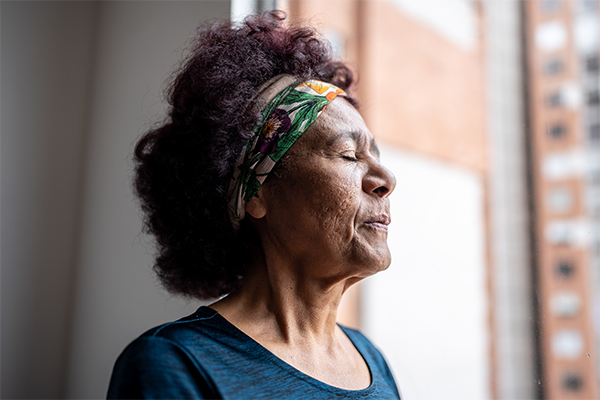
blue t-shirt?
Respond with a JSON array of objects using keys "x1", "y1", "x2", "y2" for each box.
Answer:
[{"x1": 107, "y1": 306, "x2": 400, "y2": 399}]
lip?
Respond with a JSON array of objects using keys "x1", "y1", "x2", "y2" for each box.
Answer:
[{"x1": 364, "y1": 214, "x2": 391, "y2": 232}]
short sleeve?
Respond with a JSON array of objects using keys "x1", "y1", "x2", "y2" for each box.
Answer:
[{"x1": 107, "y1": 335, "x2": 219, "y2": 399}]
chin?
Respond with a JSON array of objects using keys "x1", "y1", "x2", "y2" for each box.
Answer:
[
  {"x1": 375, "y1": 257, "x2": 392, "y2": 273},
  {"x1": 372, "y1": 243, "x2": 392, "y2": 264},
  {"x1": 357, "y1": 251, "x2": 392, "y2": 278}
]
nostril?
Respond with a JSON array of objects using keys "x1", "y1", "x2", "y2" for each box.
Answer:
[{"x1": 373, "y1": 186, "x2": 388, "y2": 196}]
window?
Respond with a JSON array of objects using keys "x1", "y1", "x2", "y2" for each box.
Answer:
[
  {"x1": 555, "y1": 261, "x2": 575, "y2": 278},
  {"x1": 586, "y1": 55, "x2": 599, "y2": 73},
  {"x1": 590, "y1": 124, "x2": 600, "y2": 141},
  {"x1": 550, "y1": 291, "x2": 581, "y2": 317},
  {"x1": 577, "y1": 0, "x2": 598, "y2": 13},
  {"x1": 586, "y1": 90, "x2": 599, "y2": 105},
  {"x1": 543, "y1": 58, "x2": 564, "y2": 75},
  {"x1": 536, "y1": 21, "x2": 567, "y2": 51},
  {"x1": 552, "y1": 329, "x2": 584, "y2": 359},
  {"x1": 548, "y1": 123, "x2": 566, "y2": 139},
  {"x1": 547, "y1": 188, "x2": 573, "y2": 212},
  {"x1": 591, "y1": 168, "x2": 600, "y2": 184},
  {"x1": 562, "y1": 372, "x2": 583, "y2": 391},
  {"x1": 546, "y1": 91, "x2": 562, "y2": 106},
  {"x1": 542, "y1": 0, "x2": 561, "y2": 12}
]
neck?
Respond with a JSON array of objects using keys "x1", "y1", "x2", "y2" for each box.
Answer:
[{"x1": 211, "y1": 249, "x2": 358, "y2": 345}]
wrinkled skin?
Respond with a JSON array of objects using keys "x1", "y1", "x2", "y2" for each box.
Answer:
[
  {"x1": 255, "y1": 97, "x2": 396, "y2": 286},
  {"x1": 211, "y1": 97, "x2": 396, "y2": 390}
]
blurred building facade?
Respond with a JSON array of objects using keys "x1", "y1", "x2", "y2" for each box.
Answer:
[{"x1": 524, "y1": 0, "x2": 600, "y2": 398}]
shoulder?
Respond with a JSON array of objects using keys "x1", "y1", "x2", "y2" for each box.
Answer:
[
  {"x1": 112, "y1": 306, "x2": 231, "y2": 367},
  {"x1": 138, "y1": 306, "x2": 222, "y2": 342},
  {"x1": 107, "y1": 307, "x2": 223, "y2": 399}
]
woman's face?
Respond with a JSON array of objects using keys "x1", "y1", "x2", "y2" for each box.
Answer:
[{"x1": 254, "y1": 97, "x2": 397, "y2": 284}]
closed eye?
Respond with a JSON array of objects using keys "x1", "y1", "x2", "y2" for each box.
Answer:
[{"x1": 342, "y1": 155, "x2": 359, "y2": 162}]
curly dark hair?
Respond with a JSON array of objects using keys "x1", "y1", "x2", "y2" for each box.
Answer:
[{"x1": 133, "y1": 10, "x2": 356, "y2": 299}]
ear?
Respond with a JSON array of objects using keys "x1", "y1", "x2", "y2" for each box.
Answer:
[{"x1": 245, "y1": 186, "x2": 267, "y2": 219}]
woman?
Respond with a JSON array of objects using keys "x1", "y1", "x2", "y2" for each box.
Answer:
[{"x1": 108, "y1": 11, "x2": 399, "y2": 399}]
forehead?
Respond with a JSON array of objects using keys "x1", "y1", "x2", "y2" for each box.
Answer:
[{"x1": 298, "y1": 97, "x2": 373, "y2": 150}]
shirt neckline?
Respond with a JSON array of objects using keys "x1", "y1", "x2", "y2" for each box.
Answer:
[{"x1": 198, "y1": 306, "x2": 377, "y2": 395}]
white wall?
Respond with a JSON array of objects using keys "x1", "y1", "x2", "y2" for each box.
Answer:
[
  {"x1": 364, "y1": 146, "x2": 489, "y2": 400},
  {"x1": 1, "y1": 1, "x2": 230, "y2": 398}
]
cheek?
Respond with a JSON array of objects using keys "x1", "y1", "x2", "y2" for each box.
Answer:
[{"x1": 311, "y1": 173, "x2": 360, "y2": 239}]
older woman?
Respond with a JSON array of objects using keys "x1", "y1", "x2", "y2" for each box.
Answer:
[{"x1": 108, "y1": 11, "x2": 399, "y2": 399}]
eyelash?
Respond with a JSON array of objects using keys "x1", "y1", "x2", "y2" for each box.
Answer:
[{"x1": 342, "y1": 155, "x2": 359, "y2": 162}]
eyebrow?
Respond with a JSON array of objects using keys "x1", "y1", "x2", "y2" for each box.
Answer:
[{"x1": 326, "y1": 131, "x2": 380, "y2": 157}]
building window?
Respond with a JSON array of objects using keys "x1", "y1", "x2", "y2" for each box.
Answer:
[
  {"x1": 536, "y1": 21, "x2": 567, "y2": 51},
  {"x1": 550, "y1": 291, "x2": 581, "y2": 317},
  {"x1": 555, "y1": 261, "x2": 575, "y2": 278},
  {"x1": 562, "y1": 372, "x2": 583, "y2": 391},
  {"x1": 542, "y1": 0, "x2": 561, "y2": 12},
  {"x1": 586, "y1": 90, "x2": 600, "y2": 105},
  {"x1": 592, "y1": 169, "x2": 600, "y2": 184},
  {"x1": 586, "y1": 55, "x2": 599, "y2": 73},
  {"x1": 543, "y1": 58, "x2": 564, "y2": 75},
  {"x1": 547, "y1": 188, "x2": 574, "y2": 212},
  {"x1": 552, "y1": 329, "x2": 584, "y2": 359},
  {"x1": 590, "y1": 124, "x2": 600, "y2": 141},
  {"x1": 548, "y1": 123, "x2": 566, "y2": 139},
  {"x1": 546, "y1": 91, "x2": 563, "y2": 106},
  {"x1": 577, "y1": 0, "x2": 598, "y2": 12}
]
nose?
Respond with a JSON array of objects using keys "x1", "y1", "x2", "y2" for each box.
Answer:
[{"x1": 363, "y1": 156, "x2": 396, "y2": 198}]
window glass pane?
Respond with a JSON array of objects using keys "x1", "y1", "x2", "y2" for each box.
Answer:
[
  {"x1": 586, "y1": 55, "x2": 599, "y2": 72},
  {"x1": 590, "y1": 124, "x2": 600, "y2": 141},
  {"x1": 546, "y1": 91, "x2": 563, "y2": 106},
  {"x1": 556, "y1": 261, "x2": 575, "y2": 279},
  {"x1": 542, "y1": 0, "x2": 561, "y2": 12},
  {"x1": 547, "y1": 187, "x2": 574, "y2": 212},
  {"x1": 543, "y1": 58, "x2": 564, "y2": 74},
  {"x1": 586, "y1": 90, "x2": 600, "y2": 105},
  {"x1": 548, "y1": 123, "x2": 567, "y2": 139}
]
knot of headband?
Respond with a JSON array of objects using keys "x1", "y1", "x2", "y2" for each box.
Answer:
[{"x1": 227, "y1": 75, "x2": 345, "y2": 226}]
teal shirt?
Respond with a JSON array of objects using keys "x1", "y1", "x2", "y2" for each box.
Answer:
[{"x1": 108, "y1": 307, "x2": 401, "y2": 399}]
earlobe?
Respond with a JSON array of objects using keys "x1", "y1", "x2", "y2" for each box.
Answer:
[{"x1": 245, "y1": 187, "x2": 267, "y2": 219}]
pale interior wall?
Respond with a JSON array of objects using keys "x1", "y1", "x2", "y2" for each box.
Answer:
[
  {"x1": 363, "y1": 145, "x2": 489, "y2": 400},
  {"x1": 65, "y1": 2, "x2": 230, "y2": 398},
  {"x1": 1, "y1": 2, "x2": 97, "y2": 398},
  {"x1": 1, "y1": 1, "x2": 230, "y2": 399}
]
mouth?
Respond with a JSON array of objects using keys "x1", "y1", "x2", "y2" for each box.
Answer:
[{"x1": 364, "y1": 214, "x2": 391, "y2": 232}]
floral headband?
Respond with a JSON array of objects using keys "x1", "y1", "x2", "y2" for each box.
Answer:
[{"x1": 227, "y1": 74, "x2": 345, "y2": 225}]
